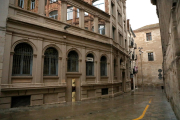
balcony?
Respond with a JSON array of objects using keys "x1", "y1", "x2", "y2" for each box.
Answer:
[
  {"x1": 133, "y1": 67, "x2": 138, "y2": 74},
  {"x1": 135, "y1": 55, "x2": 137, "y2": 60},
  {"x1": 129, "y1": 41, "x2": 134, "y2": 48},
  {"x1": 134, "y1": 43, "x2": 137, "y2": 49},
  {"x1": 132, "y1": 54, "x2": 135, "y2": 60}
]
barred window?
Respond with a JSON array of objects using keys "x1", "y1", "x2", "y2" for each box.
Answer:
[
  {"x1": 68, "y1": 51, "x2": 79, "y2": 72},
  {"x1": 146, "y1": 32, "x2": 152, "y2": 41},
  {"x1": 43, "y1": 47, "x2": 58, "y2": 76},
  {"x1": 100, "y1": 56, "x2": 107, "y2": 76},
  {"x1": 12, "y1": 43, "x2": 33, "y2": 76},
  {"x1": 18, "y1": 0, "x2": 24, "y2": 8},
  {"x1": 148, "y1": 52, "x2": 154, "y2": 61},
  {"x1": 31, "y1": 0, "x2": 35, "y2": 10},
  {"x1": 49, "y1": 10, "x2": 58, "y2": 19},
  {"x1": 86, "y1": 54, "x2": 94, "y2": 76}
]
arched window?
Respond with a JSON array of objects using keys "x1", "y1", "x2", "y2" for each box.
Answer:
[
  {"x1": 49, "y1": 10, "x2": 58, "y2": 19},
  {"x1": 100, "y1": 56, "x2": 107, "y2": 76},
  {"x1": 93, "y1": 0, "x2": 105, "y2": 11},
  {"x1": 86, "y1": 54, "x2": 94, "y2": 76},
  {"x1": 12, "y1": 43, "x2": 33, "y2": 76},
  {"x1": 114, "y1": 59, "x2": 116, "y2": 76},
  {"x1": 68, "y1": 51, "x2": 79, "y2": 72},
  {"x1": 43, "y1": 47, "x2": 58, "y2": 76}
]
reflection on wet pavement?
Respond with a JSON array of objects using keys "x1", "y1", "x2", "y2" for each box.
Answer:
[{"x1": 0, "y1": 88, "x2": 177, "y2": 120}]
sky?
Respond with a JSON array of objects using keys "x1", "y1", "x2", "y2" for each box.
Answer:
[{"x1": 126, "y1": 0, "x2": 159, "y2": 30}]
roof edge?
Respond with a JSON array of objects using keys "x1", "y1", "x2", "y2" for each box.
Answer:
[{"x1": 151, "y1": 0, "x2": 157, "y2": 5}]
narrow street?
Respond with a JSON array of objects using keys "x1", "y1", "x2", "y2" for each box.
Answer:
[{"x1": 0, "y1": 88, "x2": 177, "y2": 120}]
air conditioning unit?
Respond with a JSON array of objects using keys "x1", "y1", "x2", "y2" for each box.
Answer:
[{"x1": 86, "y1": 57, "x2": 94, "y2": 62}]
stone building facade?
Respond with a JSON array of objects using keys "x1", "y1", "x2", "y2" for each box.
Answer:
[
  {"x1": 0, "y1": 0, "x2": 131, "y2": 108},
  {"x1": 151, "y1": 0, "x2": 180, "y2": 119},
  {"x1": 134, "y1": 23, "x2": 163, "y2": 87},
  {"x1": 127, "y1": 19, "x2": 138, "y2": 90}
]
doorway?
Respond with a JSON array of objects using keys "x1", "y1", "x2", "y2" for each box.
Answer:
[
  {"x1": 72, "y1": 79, "x2": 76, "y2": 102},
  {"x1": 122, "y1": 71, "x2": 125, "y2": 92},
  {"x1": 131, "y1": 78, "x2": 134, "y2": 90}
]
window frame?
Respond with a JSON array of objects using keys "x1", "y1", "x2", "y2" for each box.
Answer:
[
  {"x1": 18, "y1": 0, "x2": 24, "y2": 8},
  {"x1": 43, "y1": 47, "x2": 58, "y2": 76},
  {"x1": 148, "y1": 52, "x2": 154, "y2": 61},
  {"x1": 111, "y1": 2, "x2": 114, "y2": 16},
  {"x1": 49, "y1": 10, "x2": 58, "y2": 19},
  {"x1": 67, "y1": 51, "x2": 79, "y2": 72},
  {"x1": 31, "y1": 0, "x2": 35, "y2": 10},
  {"x1": 93, "y1": 0, "x2": 105, "y2": 12},
  {"x1": 112, "y1": 26, "x2": 116, "y2": 40},
  {"x1": 98, "y1": 25, "x2": 105, "y2": 35},
  {"x1": 86, "y1": 54, "x2": 94, "y2": 76},
  {"x1": 50, "y1": 0, "x2": 58, "y2": 3},
  {"x1": 100, "y1": 56, "x2": 107, "y2": 76},
  {"x1": 12, "y1": 43, "x2": 33, "y2": 76},
  {"x1": 67, "y1": 7, "x2": 73, "y2": 20},
  {"x1": 146, "y1": 32, "x2": 152, "y2": 41}
]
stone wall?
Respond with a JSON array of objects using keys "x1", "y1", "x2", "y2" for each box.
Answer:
[
  {"x1": 151, "y1": 0, "x2": 180, "y2": 119},
  {"x1": 134, "y1": 26, "x2": 163, "y2": 87}
]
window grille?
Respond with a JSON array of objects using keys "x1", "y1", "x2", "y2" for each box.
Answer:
[
  {"x1": 100, "y1": 56, "x2": 107, "y2": 76},
  {"x1": 18, "y1": 0, "x2": 24, "y2": 8},
  {"x1": 102, "y1": 88, "x2": 108, "y2": 95},
  {"x1": 31, "y1": 0, "x2": 35, "y2": 9},
  {"x1": 146, "y1": 32, "x2": 152, "y2": 41},
  {"x1": 12, "y1": 43, "x2": 33, "y2": 76},
  {"x1": 67, "y1": 7, "x2": 73, "y2": 20},
  {"x1": 68, "y1": 51, "x2": 79, "y2": 72},
  {"x1": 148, "y1": 52, "x2": 154, "y2": 61},
  {"x1": 43, "y1": 47, "x2": 58, "y2": 76},
  {"x1": 86, "y1": 54, "x2": 94, "y2": 76},
  {"x1": 49, "y1": 10, "x2": 58, "y2": 19},
  {"x1": 99, "y1": 25, "x2": 105, "y2": 35}
]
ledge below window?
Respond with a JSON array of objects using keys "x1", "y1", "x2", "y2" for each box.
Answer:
[
  {"x1": 86, "y1": 76, "x2": 96, "y2": 79},
  {"x1": 66, "y1": 72, "x2": 82, "y2": 78},
  {"x1": 11, "y1": 76, "x2": 33, "y2": 79},
  {"x1": 43, "y1": 76, "x2": 59, "y2": 79},
  {"x1": 100, "y1": 76, "x2": 109, "y2": 79}
]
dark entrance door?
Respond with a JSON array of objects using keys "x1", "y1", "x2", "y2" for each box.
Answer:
[{"x1": 131, "y1": 78, "x2": 134, "y2": 90}]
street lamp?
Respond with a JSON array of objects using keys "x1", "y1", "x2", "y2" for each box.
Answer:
[{"x1": 138, "y1": 47, "x2": 143, "y2": 91}]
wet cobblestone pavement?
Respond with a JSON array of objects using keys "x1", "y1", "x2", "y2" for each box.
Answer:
[{"x1": 0, "y1": 88, "x2": 177, "y2": 120}]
